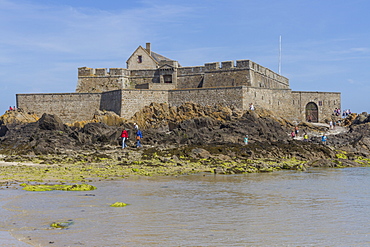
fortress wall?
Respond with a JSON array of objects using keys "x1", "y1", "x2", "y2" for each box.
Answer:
[
  {"x1": 242, "y1": 87, "x2": 298, "y2": 121},
  {"x1": 249, "y1": 69, "x2": 289, "y2": 89},
  {"x1": 16, "y1": 93, "x2": 102, "y2": 123},
  {"x1": 130, "y1": 77, "x2": 160, "y2": 86},
  {"x1": 120, "y1": 90, "x2": 169, "y2": 119},
  {"x1": 168, "y1": 87, "x2": 244, "y2": 109},
  {"x1": 203, "y1": 70, "x2": 251, "y2": 88},
  {"x1": 149, "y1": 83, "x2": 176, "y2": 90},
  {"x1": 129, "y1": 69, "x2": 160, "y2": 85},
  {"x1": 291, "y1": 91, "x2": 341, "y2": 122},
  {"x1": 76, "y1": 77, "x2": 129, "y2": 93},
  {"x1": 246, "y1": 61, "x2": 289, "y2": 87},
  {"x1": 176, "y1": 74, "x2": 204, "y2": 89},
  {"x1": 178, "y1": 66, "x2": 205, "y2": 75},
  {"x1": 130, "y1": 69, "x2": 157, "y2": 77},
  {"x1": 100, "y1": 90, "x2": 122, "y2": 116},
  {"x1": 78, "y1": 67, "x2": 129, "y2": 77}
]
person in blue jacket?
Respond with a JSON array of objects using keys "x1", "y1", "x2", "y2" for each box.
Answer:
[
  {"x1": 321, "y1": 133, "x2": 327, "y2": 145},
  {"x1": 136, "y1": 129, "x2": 143, "y2": 148}
]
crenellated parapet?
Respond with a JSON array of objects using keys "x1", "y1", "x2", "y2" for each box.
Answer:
[{"x1": 78, "y1": 67, "x2": 130, "y2": 77}]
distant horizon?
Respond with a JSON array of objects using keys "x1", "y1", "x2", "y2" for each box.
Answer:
[{"x1": 1, "y1": 0, "x2": 370, "y2": 115}]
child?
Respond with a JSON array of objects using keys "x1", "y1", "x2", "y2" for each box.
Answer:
[{"x1": 303, "y1": 132, "x2": 309, "y2": 142}]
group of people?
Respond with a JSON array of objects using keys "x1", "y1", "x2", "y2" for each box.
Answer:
[
  {"x1": 342, "y1": 109, "x2": 352, "y2": 117},
  {"x1": 333, "y1": 108, "x2": 341, "y2": 116},
  {"x1": 290, "y1": 127, "x2": 328, "y2": 145},
  {"x1": 7, "y1": 106, "x2": 17, "y2": 112},
  {"x1": 289, "y1": 126, "x2": 309, "y2": 142},
  {"x1": 291, "y1": 126, "x2": 300, "y2": 139},
  {"x1": 120, "y1": 123, "x2": 143, "y2": 149},
  {"x1": 329, "y1": 120, "x2": 336, "y2": 130},
  {"x1": 334, "y1": 108, "x2": 352, "y2": 118}
]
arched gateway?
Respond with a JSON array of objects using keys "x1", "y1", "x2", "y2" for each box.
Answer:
[{"x1": 306, "y1": 102, "x2": 318, "y2": 123}]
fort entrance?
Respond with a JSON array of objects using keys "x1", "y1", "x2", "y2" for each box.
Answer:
[{"x1": 306, "y1": 102, "x2": 318, "y2": 123}]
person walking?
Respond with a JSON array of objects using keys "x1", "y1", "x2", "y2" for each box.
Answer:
[
  {"x1": 136, "y1": 129, "x2": 143, "y2": 148},
  {"x1": 294, "y1": 126, "x2": 299, "y2": 136},
  {"x1": 120, "y1": 129, "x2": 128, "y2": 149},
  {"x1": 244, "y1": 135, "x2": 248, "y2": 145},
  {"x1": 303, "y1": 132, "x2": 309, "y2": 142},
  {"x1": 321, "y1": 133, "x2": 327, "y2": 145}
]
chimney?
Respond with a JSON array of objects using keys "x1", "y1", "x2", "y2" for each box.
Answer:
[{"x1": 146, "y1": 42, "x2": 151, "y2": 54}]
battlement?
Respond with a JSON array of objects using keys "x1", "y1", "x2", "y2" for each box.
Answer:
[
  {"x1": 78, "y1": 59, "x2": 288, "y2": 86},
  {"x1": 78, "y1": 67, "x2": 129, "y2": 77},
  {"x1": 202, "y1": 60, "x2": 288, "y2": 84}
]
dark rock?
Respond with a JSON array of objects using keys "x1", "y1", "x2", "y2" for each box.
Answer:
[
  {"x1": 38, "y1": 114, "x2": 65, "y2": 131},
  {"x1": 191, "y1": 148, "x2": 211, "y2": 159},
  {"x1": 0, "y1": 125, "x2": 8, "y2": 137}
]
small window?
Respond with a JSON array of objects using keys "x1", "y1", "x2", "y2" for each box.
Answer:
[
  {"x1": 137, "y1": 55, "x2": 142, "y2": 63},
  {"x1": 319, "y1": 101, "x2": 323, "y2": 106},
  {"x1": 164, "y1": 75, "x2": 172, "y2": 83}
]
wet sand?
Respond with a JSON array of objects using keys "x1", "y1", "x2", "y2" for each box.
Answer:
[{"x1": 0, "y1": 230, "x2": 32, "y2": 246}]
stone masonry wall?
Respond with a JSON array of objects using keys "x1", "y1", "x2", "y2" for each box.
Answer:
[
  {"x1": 127, "y1": 46, "x2": 158, "y2": 70},
  {"x1": 203, "y1": 70, "x2": 251, "y2": 88},
  {"x1": 120, "y1": 90, "x2": 169, "y2": 119},
  {"x1": 100, "y1": 90, "x2": 122, "y2": 116},
  {"x1": 76, "y1": 76, "x2": 129, "y2": 93},
  {"x1": 291, "y1": 91, "x2": 341, "y2": 122},
  {"x1": 16, "y1": 93, "x2": 102, "y2": 123},
  {"x1": 168, "y1": 87, "x2": 244, "y2": 110},
  {"x1": 77, "y1": 68, "x2": 130, "y2": 93},
  {"x1": 78, "y1": 59, "x2": 289, "y2": 92},
  {"x1": 241, "y1": 87, "x2": 298, "y2": 121}
]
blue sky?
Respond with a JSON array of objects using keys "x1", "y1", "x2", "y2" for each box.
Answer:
[{"x1": 1, "y1": 0, "x2": 369, "y2": 115}]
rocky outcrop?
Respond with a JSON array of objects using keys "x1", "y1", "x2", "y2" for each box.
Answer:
[
  {"x1": 0, "y1": 102, "x2": 370, "y2": 169},
  {"x1": 0, "y1": 109, "x2": 39, "y2": 125}
]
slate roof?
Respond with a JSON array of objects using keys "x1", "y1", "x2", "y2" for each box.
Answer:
[{"x1": 151, "y1": 51, "x2": 173, "y2": 63}]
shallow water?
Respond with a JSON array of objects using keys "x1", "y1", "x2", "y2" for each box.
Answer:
[{"x1": 2, "y1": 167, "x2": 370, "y2": 246}]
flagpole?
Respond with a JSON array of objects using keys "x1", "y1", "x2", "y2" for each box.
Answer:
[{"x1": 278, "y1": 35, "x2": 282, "y2": 75}]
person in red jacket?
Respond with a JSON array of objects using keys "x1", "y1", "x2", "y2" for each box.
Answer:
[{"x1": 120, "y1": 129, "x2": 128, "y2": 149}]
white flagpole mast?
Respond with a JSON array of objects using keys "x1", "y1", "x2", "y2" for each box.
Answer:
[{"x1": 278, "y1": 35, "x2": 282, "y2": 75}]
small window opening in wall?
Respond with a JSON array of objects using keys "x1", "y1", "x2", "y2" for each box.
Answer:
[
  {"x1": 319, "y1": 101, "x2": 323, "y2": 106},
  {"x1": 293, "y1": 100, "x2": 294, "y2": 105},
  {"x1": 137, "y1": 55, "x2": 142, "y2": 63},
  {"x1": 164, "y1": 75, "x2": 172, "y2": 83}
]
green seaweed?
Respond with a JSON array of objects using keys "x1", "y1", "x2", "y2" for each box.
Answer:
[
  {"x1": 50, "y1": 220, "x2": 74, "y2": 229},
  {"x1": 22, "y1": 183, "x2": 96, "y2": 191},
  {"x1": 110, "y1": 202, "x2": 128, "y2": 207}
]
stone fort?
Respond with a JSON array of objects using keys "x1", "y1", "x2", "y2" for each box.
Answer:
[{"x1": 16, "y1": 43, "x2": 340, "y2": 124}]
